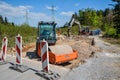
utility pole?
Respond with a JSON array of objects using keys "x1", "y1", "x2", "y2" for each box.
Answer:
[
  {"x1": 48, "y1": 0, "x2": 56, "y2": 22},
  {"x1": 51, "y1": 5, "x2": 55, "y2": 22},
  {"x1": 25, "y1": 10, "x2": 28, "y2": 25}
]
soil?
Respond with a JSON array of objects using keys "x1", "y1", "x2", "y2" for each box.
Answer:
[
  {"x1": 5, "y1": 35, "x2": 120, "y2": 80},
  {"x1": 63, "y1": 36, "x2": 120, "y2": 80},
  {"x1": 55, "y1": 36, "x2": 102, "y2": 69},
  {"x1": 7, "y1": 35, "x2": 102, "y2": 69}
]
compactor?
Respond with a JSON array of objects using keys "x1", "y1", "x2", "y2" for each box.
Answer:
[{"x1": 36, "y1": 21, "x2": 78, "y2": 64}]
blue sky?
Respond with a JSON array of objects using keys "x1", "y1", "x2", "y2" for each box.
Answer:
[{"x1": 0, "y1": 0, "x2": 114, "y2": 27}]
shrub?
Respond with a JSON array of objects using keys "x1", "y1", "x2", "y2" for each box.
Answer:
[{"x1": 0, "y1": 23, "x2": 37, "y2": 47}]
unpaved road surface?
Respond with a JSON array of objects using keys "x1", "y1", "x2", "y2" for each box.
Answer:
[
  {"x1": 5, "y1": 36, "x2": 120, "y2": 80},
  {"x1": 0, "y1": 54, "x2": 69, "y2": 80},
  {"x1": 62, "y1": 36, "x2": 120, "y2": 80}
]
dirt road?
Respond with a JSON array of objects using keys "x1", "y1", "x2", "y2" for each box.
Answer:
[
  {"x1": 62, "y1": 36, "x2": 120, "y2": 80},
  {"x1": 6, "y1": 36, "x2": 120, "y2": 80}
]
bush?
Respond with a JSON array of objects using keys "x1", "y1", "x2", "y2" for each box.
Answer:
[
  {"x1": 0, "y1": 23, "x2": 37, "y2": 47},
  {"x1": 106, "y1": 28, "x2": 116, "y2": 37},
  {"x1": 71, "y1": 25, "x2": 79, "y2": 35},
  {"x1": 60, "y1": 25, "x2": 80, "y2": 35}
]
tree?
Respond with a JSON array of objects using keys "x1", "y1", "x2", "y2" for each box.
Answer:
[
  {"x1": 84, "y1": 8, "x2": 93, "y2": 26},
  {"x1": 12, "y1": 22, "x2": 14, "y2": 26},
  {"x1": 112, "y1": 0, "x2": 120, "y2": 35},
  {"x1": 0, "y1": 15, "x2": 4, "y2": 24},
  {"x1": 91, "y1": 11, "x2": 99, "y2": 27},
  {"x1": 78, "y1": 10, "x2": 85, "y2": 25},
  {"x1": 4, "y1": 17, "x2": 8, "y2": 24},
  {"x1": 96, "y1": 10, "x2": 103, "y2": 27},
  {"x1": 103, "y1": 8, "x2": 110, "y2": 16},
  {"x1": 78, "y1": 8, "x2": 103, "y2": 28}
]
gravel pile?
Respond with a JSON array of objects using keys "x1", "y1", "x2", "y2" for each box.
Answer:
[{"x1": 71, "y1": 38, "x2": 102, "y2": 60}]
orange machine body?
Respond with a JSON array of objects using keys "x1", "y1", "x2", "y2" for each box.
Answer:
[
  {"x1": 36, "y1": 21, "x2": 78, "y2": 64},
  {"x1": 37, "y1": 42, "x2": 78, "y2": 64},
  {"x1": 49, "y1": 50, "x2": 78, "y2": 64}
]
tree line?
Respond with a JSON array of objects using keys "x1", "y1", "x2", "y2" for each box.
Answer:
[
  {"x1": 70, "y1": 0, "x2": 120, "y2": 38},
  {"x1": 0, "y1": 15, "x2": 14, "y2": 26},
  {"x1": 0, "y1": 15, "x2": 37, "y2": 47}
]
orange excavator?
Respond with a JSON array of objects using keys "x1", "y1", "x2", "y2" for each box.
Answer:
[{"x1": 36, "y1": 21, "x2": 78, "y2": 64}]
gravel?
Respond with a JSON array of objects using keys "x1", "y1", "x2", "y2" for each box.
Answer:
[{"x1": 62, "y1": 36, "x2": 120, "y2": 80}]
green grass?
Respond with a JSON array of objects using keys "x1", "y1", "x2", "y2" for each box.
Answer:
[
  {"x1": 102, "y1": 37, "x2": 120, "y2": 45},
  {"x1": 60, "y1": 26, "x2": 68, "y2": 35},
  {"x1": 0, "y1": 23, "x2": 37, "y2": 48},
  {"x1": 60, "y1": 25, "x2": 80, "y2": 35},
  {"x1": 71, "y1": 25, "x2": 79, "y2": 35}
]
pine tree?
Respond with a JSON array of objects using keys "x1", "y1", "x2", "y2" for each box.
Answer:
[
  {"x1": 12, "y1": 22, "x2": 14, "y2": 26},
  {"x1": 5, "y1": 17, "x2": 8, "y2": 24},
  {"x1": 112, "y1": 0, "x2": 120, "y2": 35},
  {"x1": 0, "y1": 15, "x2": 4, "y2": 23}
]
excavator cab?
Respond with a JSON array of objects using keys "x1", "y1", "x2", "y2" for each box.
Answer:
[{"x1": 38, "y1": 21, "x2": 57, "y2": 45}]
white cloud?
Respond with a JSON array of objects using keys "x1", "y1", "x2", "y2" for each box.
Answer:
[
  {"x1": 0, "y1": 1, "x2": 33, "y2": 17},
  {"x1": 0, "y1": 1, "x2": 52, "y2": 26},
  {"x1": 0, "y1": 1, "x2": 68, "y2": 27},
  {"x1": 46, "y1": 5, "x2": 57, "y2": 10},
  {"x1": 29, "y1": 12, "x2": 51, "y2": 21},
  {"x1": 60, "y1": 11, "x2": 74, "y2": 17},
  {"x1": 75, "y1": 3, "x2": 79, "y2": 7}
]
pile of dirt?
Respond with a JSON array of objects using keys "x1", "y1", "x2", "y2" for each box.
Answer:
[
  {"x1": 7, "y1": 42, "x2": 36, "y2": 56},
  {"x1": 71, "y1": 36, "x2": 102, "y2": 60},
  {"x1": 57, "y1": 36, "x2": 102, "y2": 69},
  {"x1": 72, "y1": 41, "x2": 89, "y2": 59},
  {"x1": 22, "y1": 42, "x2": 35, "y2": 52}
]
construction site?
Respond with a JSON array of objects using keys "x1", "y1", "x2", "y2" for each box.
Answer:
[
  {"x1": 0, "y1": 0, "x2": 120, "y2": 80},
  {"x1": 0, "y1": 21, "x2": 120, "y2": 80}
]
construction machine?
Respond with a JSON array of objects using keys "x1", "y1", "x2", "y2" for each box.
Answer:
[
  {"x1": 36, "y1": 21, "x2": 78, "y2": 64},
  {"x1": 67, "y1": 13, "x2": 91, "y2": 36},
  {"x1": 67, "y1": 13, "x2": 82, "y2": 36}
]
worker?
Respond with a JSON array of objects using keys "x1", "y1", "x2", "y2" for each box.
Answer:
[
  {"x1": 57, "y1": 28, "x2": 61, "y2": 40},
  {"x1": 57, "y1": 28, "x2": 61, "y2": 36}
]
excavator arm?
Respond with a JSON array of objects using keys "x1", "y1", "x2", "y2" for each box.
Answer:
[{"x1": 68, "y1": 13, "x2": 82, "y2": 36}]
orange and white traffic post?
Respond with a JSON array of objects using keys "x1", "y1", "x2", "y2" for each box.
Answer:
[{"x1": 41, "y1": 39, "x2": 49, "y2": 72}]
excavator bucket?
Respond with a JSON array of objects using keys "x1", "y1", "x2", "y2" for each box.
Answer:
[{"x1": 49, "y1": 45, "x2": 78, "y2": 64}]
